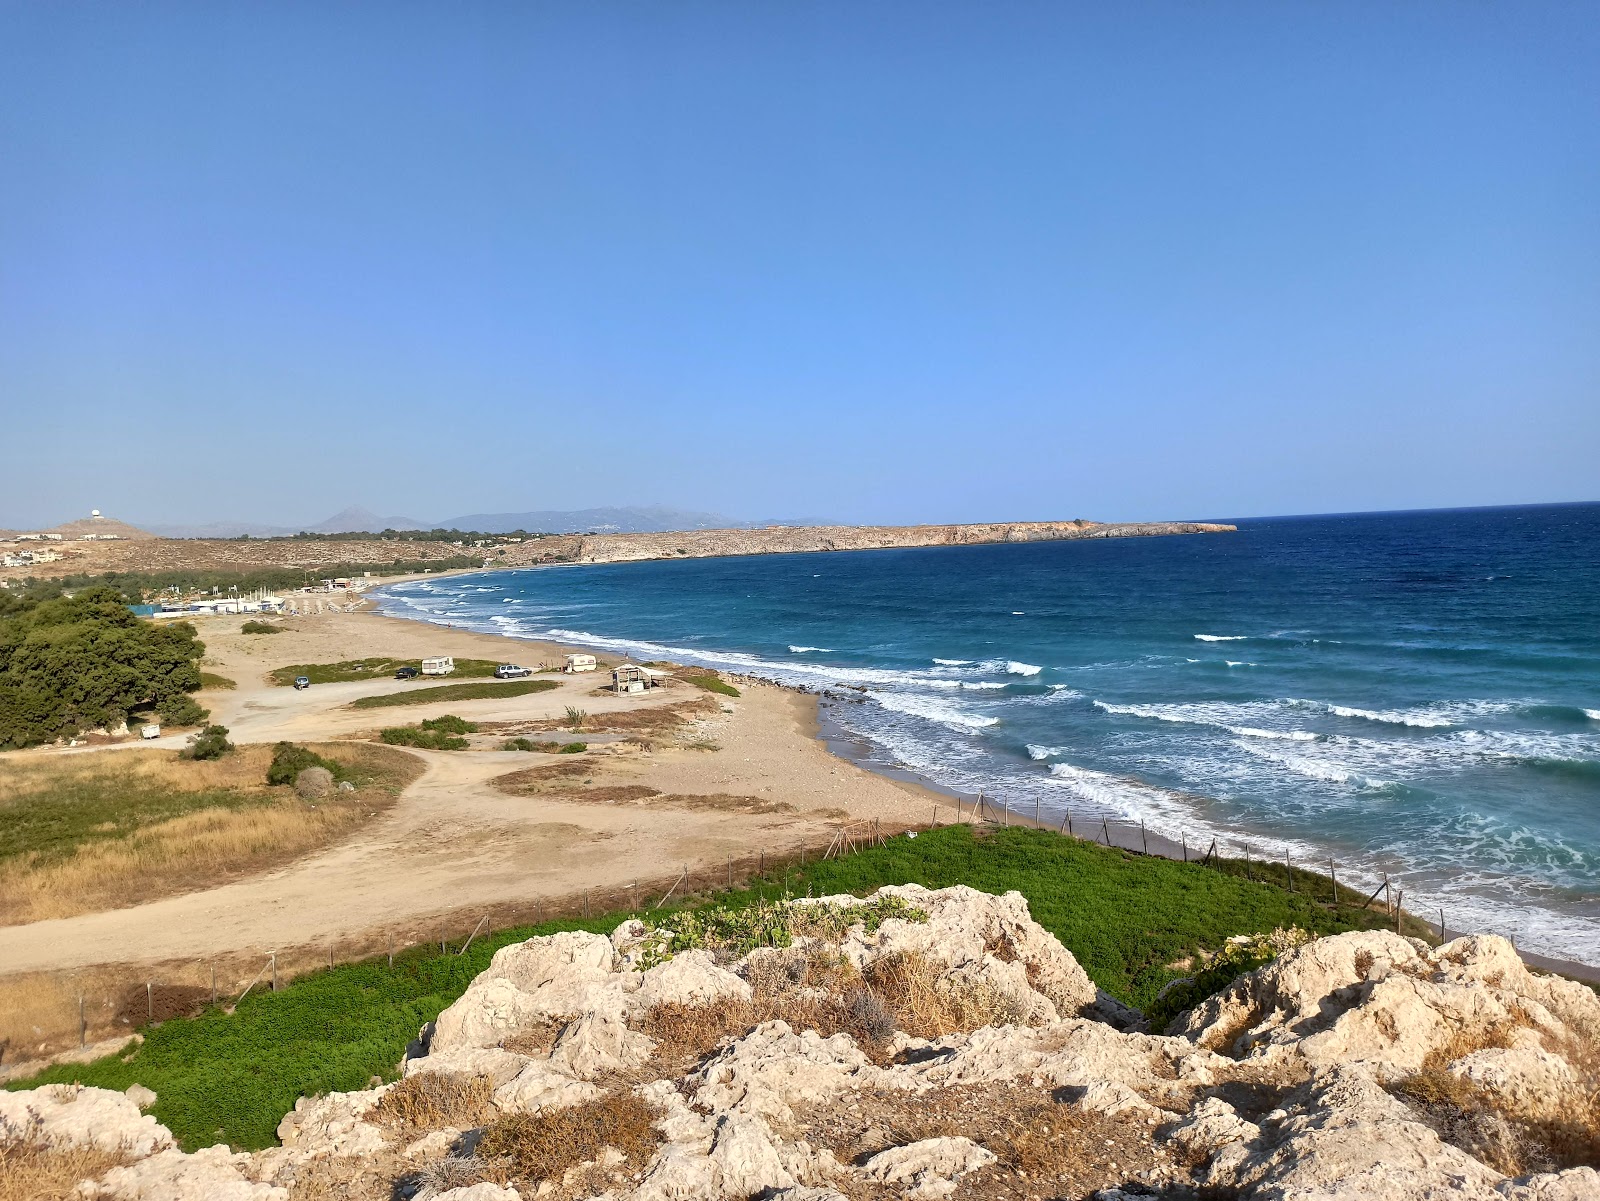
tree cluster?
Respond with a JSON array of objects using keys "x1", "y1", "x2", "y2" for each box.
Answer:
[{"x1": 0, "y1": 586, "x2": 209, "y2": 748}]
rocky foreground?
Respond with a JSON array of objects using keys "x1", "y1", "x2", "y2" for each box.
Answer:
[{"x1": 3, "y1": 886, "x2": 1597, "y2": 1200}]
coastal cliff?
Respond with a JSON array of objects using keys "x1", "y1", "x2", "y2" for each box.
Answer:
[{"x1": 518, "y1": 518, "x2": 1236, "y2": 566}]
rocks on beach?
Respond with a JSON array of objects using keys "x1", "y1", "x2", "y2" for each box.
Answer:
[{"x1": 5, "y1": 884, "x2": 1597, "y2": 1200}]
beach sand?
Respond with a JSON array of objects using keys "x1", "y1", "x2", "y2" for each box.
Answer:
[{"x1": 0, "y1": 608, "x2": 946, "y2": 1008}]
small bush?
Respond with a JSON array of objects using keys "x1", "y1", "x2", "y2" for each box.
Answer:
[
  {"x1": 1145, "y1": 927, "x2": 1310, "y2": 1033},
  {"x1": 476, "y1": 1093, "x2": 661, "y2": 1185},
  {"x1": 420, "y1": 714, "x2": 478, "y2": 734},
  {"x1": 181, "y1": 724, "x2": 234, "y2": 761},
  {"x1": 564, "y1": 705, "x2": 587, "y2": 732},
  {"x1": 373, "y1": 1071, "x2": 496, "y2": 1134},
  {"x1": 638, "y1": 895, "x2": 927, "y2": 965},
  {"x1": 683, "y1": 674, "x2": 739, "y2": 698},
  {"x1": 266, "y1": 741, "x2": 344, "y2": 786},
  {"x1": 558, "y1": 742, "x2": 587, "y2": 754},
  {"x1": 380, "y1": 726, "x2": 469, "y2": 750},
  {"x1": 240, "y1": 620, "x2": 284, "y2": 634},
  {"x1": 155, "y1": 694, "x2": 208, "y2": 728}
]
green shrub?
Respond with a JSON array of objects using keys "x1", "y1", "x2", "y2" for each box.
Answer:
[
  {"x1": 683, "y1": 674, "x2": 739, "y2": 698},
  {"x1": 564, "y1": 706, "x2": 586, "y2": 731},
  {"x1": 558, "y1": 742, "x2": 587, "y2": 754},
  {"x1": 269, "y1": 658, "x2": 503, "y2": 687},
  {"x1": 1143, "y1": 926, "x2": 1311, "y2": 1032},
  {"x1": 199, "y1": 672, "x2": 236, "y2": 690},
  {"x1": 240, "y1": 620, "x2": 283, "y2": 635},
  {"x1": 181, "y1": 725, "x2": 234, "y2": 761},
  {"x1": 347, "y1": 680, "x2": 558, "y2": 710},
  {"x1": 502, "y1": 737, "x2": 560, "y2": 752},
  {"x1": 419, "y1": 715, "x2": 477, "y2": 734},
  {"x1": 266, "y1": 742, "x2": 345, "y2": 786},
  {"x1": 156, "y1": 694, "x2": 209, "y2": 728},
  {"x1": 380, "y1": 726, "x2": 470, "y2": 750}
]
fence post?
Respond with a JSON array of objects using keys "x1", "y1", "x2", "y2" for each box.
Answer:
[
  {"x1": 1395, "y1": 890, "x2": 1404, "y2": 934},
  {"x1": 147, "y1": 982, "x2": 153, "y2": 1022},
  {"x1": 211, "y1": 965, "x2": 217, "y2": 1007},
  {"x1": 1035, "y1": 797, "x2": 1041, "y2": 825},
  {"x1": 1058, "y1": 813, "x2": 1068, "y2": 835},
  {"x1": 1285, "y1": 851, "x2": 1294, "y2": 891},
  {"x1": 1141, "y1": 821, "x2": 1148, "y2": 855},
  {"x1": 388, "y1": 935, "x2": 394, "y2": 969},
  {"x1": 1101, "y1": 818, "x2": 1111, "y2": 847},
  {"x1": 1328, "y1": 859, "x2": 1338, "y2": 906},
  {"x1": 1003, "y1": 798, "x2": 1009, "y2": 827},
  {"x1": 459, "y1": 915, "x2": 489, "y2": 956},
  {"x1": 1181, "y1": 833, "x2": 1187, "y2": 863},
  {"x1": 271, "y1": 953, "x2": 277, "y2": 992},
  {"x1": 633, "y1": 880, "x2": 640, "y2": 911},
  {"x1": 1244, "y1": 844, "x2": 1253, "y2": 881},
  {"x1": 1067, "y1": 810, "x2": 1073, "y2": 838},
  {"x1": 79, "y1": 995, "x2": 86, "y2": 1047},
  {"x1": 1439, "y1": 908, "x2": 1447, "y2": 941}
]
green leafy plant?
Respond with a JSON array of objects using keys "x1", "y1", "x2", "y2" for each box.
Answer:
[
  {"x1": 266, "y1": 741, "x2": 347, "y2": 786},
  {"x1": 564, "y1": 706, "x2": 587, "y2": 732},
  {"x1": 240, "y1": 620, "x2": 283, "y2": 635},
  {"x1": 1144, "y1": 926, "x2": 1311, "y2": 1033},
  {"x1": 181, "y1": 725, "x2": 234, "y2": 761},
  {"x1": 557, "y1": 742, "x2": 587, "y2": 754},
  {"x1": 419, "y1": 714, "x2": 477, "y2": 734},
  {"x1": 683, "y1": 674, "x2": 739, "y2": 698},
  {"x1": 380, "y1": 725, "x2": 470, "y2": 750}
]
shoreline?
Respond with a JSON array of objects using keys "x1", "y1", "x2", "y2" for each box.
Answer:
[{"x1": 367, "y1": 578, "x2": 1600, "y2": 984}]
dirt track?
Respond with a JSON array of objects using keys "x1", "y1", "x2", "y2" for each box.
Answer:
[{"x1": 0, "y1": 610, "x2": 942, "y2": 978}]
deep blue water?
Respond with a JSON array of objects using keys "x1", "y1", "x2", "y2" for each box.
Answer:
[{"x1": 377, "y1": 504, "x2": 1600, "y2": 963}]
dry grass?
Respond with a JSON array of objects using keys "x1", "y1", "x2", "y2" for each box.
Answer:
[
  {"x1": 640, "y1": 946, "x2": 1031, "y2": 1074},
  {"x1": 372, "y1": 1071, "x2": 497, "y2": 1136},
  {"x1": 0, "y1": 744, "x2": 422, "y2": 925},
  {"x1": 654, "y1": 792, "x2": 793, "y2": 814},
  {"x1": 546, "y1": 786, "x2": 664, "y2": 805},
  {"x1": 0, "y1": 1114, "x2": 130, "y2": 1201},
  {"x1": 516, "y1": 698, "x2": 716, "y2": 736},
  {"x1": 1393, "y1": 1017, "x2": 1600, "y2": 1175},
  {"x1": 273, "y1": 1143, "x2": 415, "y2": 1201},
  {"x1": 476, "y1": 1092, "x2": 661, "y2": 1196}
]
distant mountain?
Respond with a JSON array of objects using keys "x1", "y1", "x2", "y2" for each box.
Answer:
[
  {"x1": 436, "y1": 505, "x2": 780, "y2": 534},
  {"x1": 138, "y1": 504, "x2": 828, "y2": 539},
  {"x1": 38, "y1": 515, "x2": 157, "y2": 540},
  {"x1": 306, "y1": 506, "x2": 429, "y2": 534}
]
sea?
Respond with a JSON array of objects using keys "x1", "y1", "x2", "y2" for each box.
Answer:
[{"x1": 374, "y1": 503, "x2": 1600, "y2": 965}]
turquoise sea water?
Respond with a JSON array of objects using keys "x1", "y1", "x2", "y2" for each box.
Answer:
[{"x1": 376, "y1": 503, "x2": 1600, "y2": 963}]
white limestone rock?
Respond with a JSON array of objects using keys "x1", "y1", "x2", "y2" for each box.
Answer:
[
  {"x1": 492, "y1": 1060, "x2": 602, "y2": 1114},
  {"x1": 0, "y1": 1083, "x2": 173, "y2": 1158},
  {"x1": 122, "y1": 1084, "x2": 157, "y2": 1111},
  {"x1": 83, "y1": 1144, "x2": 286, "y2": 1201},
  {"x1": 635, "y1": 949, "x2": 752, "y2": 1010},
  {"x1": 274, "y1": 1085, "x2": 390, "y2": 1158},
  {"x1": 434, "y1": 1184, "x2": 522, "y2": 1201},
  {"x1": 692, "y1": 1021, "x2": 877, "y2": 1122},
  {"x1": 858, "y1": 1136, "x2": 997, "y2": 1199},
  {"x1": 404, "y1": 1045, "x2": 532, "y2": 1086}
]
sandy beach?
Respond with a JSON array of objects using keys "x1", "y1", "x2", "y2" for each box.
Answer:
[{"x1": 0, "y1": 605, "x2": 949, "y2": 1052}]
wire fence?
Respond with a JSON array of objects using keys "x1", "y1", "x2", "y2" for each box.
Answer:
[{"x1": 4, "y1": 793, "x2": 1590, "y2": 1076}]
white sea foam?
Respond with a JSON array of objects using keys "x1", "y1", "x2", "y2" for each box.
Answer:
[
  {"x1": 867, "y1": 690, "x2": 1000, "y2": 730},
  {"x1": 1026, "y1": 744, "x2": 1064, "y2": 760},
  {"x1": 933, "y1": 658, "x2": 973, "y2": 666},
  {"x1": 1194, "y1": 634, "x2": 1248, "y2": 641},
  {"x1": 1585, "y1": 709, "x2": 1600, "y2": 721},
  {"x1": 1225, "y1": 661, "x2": 1255, "y2": 668},
  {"x1": 1234, "y1": 740, "x2": 1387, "y2": 787},
  {"x1": 788, "y1": 645, "x2": 832, "y2": 653},
  {"x1": 1094, "y1": 700, "x2": 1319, "y2": 742},
  {"x1": 1324, "y1": 703, "x2": 1455, "y2": 728},
  {"x1": 1005, "y1": 661, "x2": 1042, "y2": 676}
]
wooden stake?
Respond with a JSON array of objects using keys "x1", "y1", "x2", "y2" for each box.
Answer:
[
  {"x1": 79, "y1": 995, "x2": 86, "y2": 1047},
  {"x1": 147, "y1": 982, "x2": 153, "y2": 1021},
  {"x1": 1141, "y1": 821, "x2": 1148, "y2": 854},
  {"x1": 1181, "y1": 833, "x2": 1187, "y2": 862},
  {"x1": 1395, "y1": 890, "x2": 1404, "y2": 934},
  {"x1": 1329, "y1": 858, "x2": 1338, "y2": 906},
  {"x1": 1101, "y1": 818, "x2": 1111, "y2": 847}
]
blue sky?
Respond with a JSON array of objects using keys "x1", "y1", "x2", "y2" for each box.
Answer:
[{"x1": 1, "y1": 2, "x2": 1596, "y2": 529}]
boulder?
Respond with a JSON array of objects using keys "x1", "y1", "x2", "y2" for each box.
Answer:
[
  {"x1": 83, "y1": 1145, "x2": 287, "y2": 1200},
  {"x1": 858, "y1": 1136, "x2": 997, "y2": 1198},
  {"x1": 0, "y1": 1083, "x2": 172, "y2": 1157},
  {"x1": 123, "y1": 1083, "x2": 158, "y2": 1111}
]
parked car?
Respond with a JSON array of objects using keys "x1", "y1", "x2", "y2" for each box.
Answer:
[
  {"x1": 495, "y1": 664, "x2": 532, "y2": 679},
  {"x1": 294, "y1": 676, "x2": 311, "y2": 690},
  {"x1": 395, "y1": 666, "x2": 420, "y2": 680}
]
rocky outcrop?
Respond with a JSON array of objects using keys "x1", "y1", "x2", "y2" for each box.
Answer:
[{"x1": 5, "y1": 887, "x2": 1596, "y2": 1200}]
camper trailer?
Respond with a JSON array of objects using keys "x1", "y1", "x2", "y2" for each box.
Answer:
[
  {"x1": 564, "y1": 653, "x2": 597, "y2": 673},
  {"x1": 421, "y1": 656, "x2": 455, "y2": 676}
]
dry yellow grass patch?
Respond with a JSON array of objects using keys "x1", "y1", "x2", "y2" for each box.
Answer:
[
  {"x1": 0, "y1": 744, "x2": 422, "y2": 925},
  {"x1": 476, "y1": 1092, "x2": 661, "y2": 1197},
  {"x1": 0, "y1": 1115, "x2": 130, "y2": 1201},
  {"x1": 372, "y1": 1071, "x2": 497, "y2": 1136}
]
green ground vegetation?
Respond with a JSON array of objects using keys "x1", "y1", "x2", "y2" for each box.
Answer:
[
  {"x1": 682, "y1": 673, "x2": 740, "y2": 698},
  {"x1": 6, "y1": 824, "x2": 1425, "y2": 1151},
  {"x1": 268, "y1": 658, "x2": 503, "y2": 687},
  {"x1": 240, "y1": 621, "x2": 283, "y2": 635},
  {"x1": 349, "y1": 679, "x2": 559, "y2": 709},
  {"x1": 0, "y1": 586, "x2": 208, "y2": 748},
  {"x1": 378, "y1": 716, "x2": 478, "y2": 749},
  {"x1": 199, "y1": 672, "x2": 237, "y2": 690},
  {"x1": 3, "y1": 561, "x2": 485, "y2": 604},
  {"x1": 181, "y1": 725, "x2": 235, "y2": 761}
]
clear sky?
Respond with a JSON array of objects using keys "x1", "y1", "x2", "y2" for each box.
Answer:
[{"x1": 2, "y1": 2, "x2": 1596, "y2": 530}]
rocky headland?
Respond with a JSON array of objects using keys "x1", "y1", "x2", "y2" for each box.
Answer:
[{"x1": 4, "y1": 885, "x2": 1595, "y2": 1200}]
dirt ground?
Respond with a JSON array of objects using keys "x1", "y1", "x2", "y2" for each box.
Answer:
[{"x1": 0, "y1": 609, "x2": 945, "y2": 985}]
